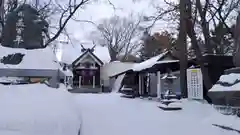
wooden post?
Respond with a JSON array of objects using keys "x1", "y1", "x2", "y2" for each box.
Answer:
[
  {"x1": 146, "y1": 73, "x2": 150, "y2": 94},
  {"x1": 64, "y1": 76, "x2": 67, "y2": 86},
  {"x1": 69, "y1": 76, "x2": 72, "y2": 87},
  {"x1": 138, "y1": 74, "x2": 141, "y2": 96},
  {"x1": 93, "y1": 75, "x2": 95, "y2": 88},
  {"x1": 79, "y1": 76, "x2": 81, "y2": 88},
  {"x1": 157, "y1": 71, "x2": 161, "y2": 100}
]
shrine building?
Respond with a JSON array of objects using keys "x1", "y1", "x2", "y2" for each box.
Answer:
[{"x1": 59, "y1": 43, "x2": 111, "y2": 93}]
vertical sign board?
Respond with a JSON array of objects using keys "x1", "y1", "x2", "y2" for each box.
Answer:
[{"x1": 187, "y1": 68, "x2": 203, "y2": 99}]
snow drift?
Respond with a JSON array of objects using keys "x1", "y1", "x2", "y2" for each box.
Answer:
[
  {"x1": 74, "y1": 93, "x2": 240, "y2": 135},
  {"x1": 0, "y1": 83, "x2": 82, "y2": 135},
  {"x1": 0, "y1": 45, "x2": 60, "y2": 69}
]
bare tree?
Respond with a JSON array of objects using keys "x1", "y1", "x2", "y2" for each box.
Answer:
[
  {"x1": 91, "y1": 15, "x2": 143, "y2": 61},
  {"x1": 178, "y1": 0, "x2": 188, "y2": 98},
  {"x1": 149, "y1": 0, "x2": 239, "y2": 54},
  {"x1": 7, "y1": 0, "x2": 18, "y2": 12},
  {"x1": 0, "y1": 0, "x2": 109, "y2": 47},
  {"x1": 184, "y1": 0, "x2": 240, "y2": 92},
  {"x1": 42, "y1": 0, "x2": 92, "y2": 46},
  {"x1": 146, "y1": 0, "x2": 240, "y2": 99}
]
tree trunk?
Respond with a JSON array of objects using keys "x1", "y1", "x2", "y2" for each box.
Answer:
[
  {"x1": 185, "y1": 12, "x2": 213, "y2": 91},
  {"x1": 185, "y1": 0, "x2": 213, "y2": 100},
  {"x1": 179, "y1": 0, "x2": 188, "y2": 98},
  {"x1": 0, "y1": 0, "x2": 4, "y2": 29},
  {"x1": 187, "y1": 29, "x2": 213, "y2": 90},
  {"x1": 110, "y1": 57, "x2": 117, "y2": 62},
  {"x1": 195, "y1": 0, "x2": 213, "y2": 54},
  {"x1": 233, "y1": 13, "x2": 240, "y2": 67},
  {"x1": 109, "y1": 47, "x2": 118, "y2": 62}
]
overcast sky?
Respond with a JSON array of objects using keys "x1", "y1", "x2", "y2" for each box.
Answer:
[
  {"x1": 62, "y1": 0, "x2": 175, "y2": 43},
  {"x1": 49, "y1": 0, "x2": 177, "y2": 61}
]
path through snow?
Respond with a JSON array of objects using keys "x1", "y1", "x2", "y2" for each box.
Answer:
[{"x1": 73, "y1": 93, "x2": 240, "y2": 135}]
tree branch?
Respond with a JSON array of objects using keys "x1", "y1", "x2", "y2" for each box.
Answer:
[{"x1": 44, "y1": 0, "x2": 90, "y2": 46}]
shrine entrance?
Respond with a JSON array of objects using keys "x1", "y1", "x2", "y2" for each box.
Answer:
[
  {"x1": 73, "y1": 68, "x2": 100, "y2": 88},
  {"x1": 81, "y1": 74, "x2": 93, "y2": 86}
]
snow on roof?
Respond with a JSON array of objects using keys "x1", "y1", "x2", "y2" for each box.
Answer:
[
  {"x1": 156, "y1": 59, "x2": 179, "y2": 64},
  {"x1": 100, "y1": 61, "x2": 135, "y2": 79},
  {"x1": 59, "y1": 43, "x2": 110, "y2": 65},
  {"x1": 132, "y1": 51, "x2": 169, "y2": 71},
  {"x1": 0, "y1": 83, "x2": 81, "y2": 135},
  {"x1": 209, "y1": 73, "x2": 240, "y2": 92},
  {"x1": 219, "y1": 73, "x2": 240, "y2": 84},
  {"x1": 0, "y1": 45, "x2": 60, "y2": 69},
  {"x1": 112, "y1": 73, "x2": 126, "y2": 92}
]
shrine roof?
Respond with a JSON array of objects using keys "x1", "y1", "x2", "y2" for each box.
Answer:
[
  {"x1": 59, "y1": 44, "x2": 110, "y2": 65},
  {"x1": 132, "y1": 50, "x2": 170, "y2": 72}
]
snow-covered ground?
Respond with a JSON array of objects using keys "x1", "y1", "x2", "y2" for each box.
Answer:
[
  {"x1": 74, "y1": 93, "x2": 240, "y2": 135},
  {"x1": 1, "y1": 83, "x2": 240, "y2": 135},
  {"x1": 0, "y1": 84, "x2": 82, "y2": 135}
]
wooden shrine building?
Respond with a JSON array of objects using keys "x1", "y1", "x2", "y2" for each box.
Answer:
[{"x1": 72, "y1": 46, "x2": 104, "y2": 89}]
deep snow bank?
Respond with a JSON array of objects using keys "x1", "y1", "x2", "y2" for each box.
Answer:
[{"x1": 0, "y1": 83, "x2": 82, "y2": 135}]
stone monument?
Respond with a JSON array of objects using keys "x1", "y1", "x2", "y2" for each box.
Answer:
[{"x1": 1, "y1": 4, "x2": 48, "y2": 49}]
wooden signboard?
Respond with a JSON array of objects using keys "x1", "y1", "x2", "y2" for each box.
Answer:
[{"x1": 187, "y1": 68, "x2": 203, "y2": 99}]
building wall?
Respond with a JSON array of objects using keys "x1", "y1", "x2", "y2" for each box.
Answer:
[
  {"x1": 0, "y1": 68, "x2": 59, "y2": 88},
  {"x1": 149, "y1": 73, "x2": 157, "y2": 96},
  {"x1": 0, "y1": 69, "x2": 58, "y2": 77}
]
